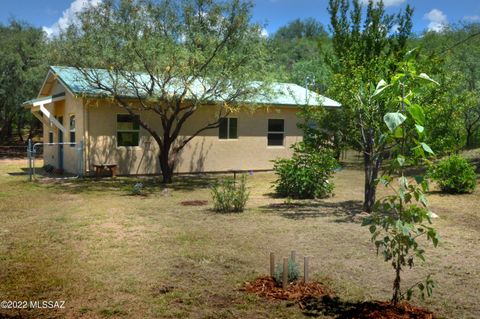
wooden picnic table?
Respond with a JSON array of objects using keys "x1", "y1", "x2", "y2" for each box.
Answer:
[{"x1": 93, "y1": 163, "x2": 118, "y2": 178}]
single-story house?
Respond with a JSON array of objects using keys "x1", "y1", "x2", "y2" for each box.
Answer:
[{"x1": 23, "y1": 66, "x2": 340, "y2": 176}]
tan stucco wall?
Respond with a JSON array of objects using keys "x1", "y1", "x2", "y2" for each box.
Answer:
[
  {"x1": 42, "y1": 83, "x2": 84, "y2": 174},
  {"x1": 38, "y1": 80, "x2": 304, "y2": 175},
  {"x1": 85, "y1": 101, "x2": 303, "y2": 175}
]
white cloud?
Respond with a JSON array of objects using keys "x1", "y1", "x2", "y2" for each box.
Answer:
[
  {"x1": 43, "y1": 0, "x2": 102, "y2": 37},
  {"x1": 463, "y1": 15, "x2": 480, "y2": 22},
  {"x1": 360, "y1": 0, "x2": 406, "y2": 7},
  {"x1": 424, "y1": 9, "x2": 448, "y2": 32}
]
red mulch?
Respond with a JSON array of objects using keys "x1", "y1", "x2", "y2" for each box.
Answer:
[
  {"x1": 243, "y1": 277, "x2": 435, "y2": 319},
  {"x1": 180, "y1": 200, "x2": 208, "y2": 206},
  {"x1": 242, "y1": 276, "x2": 332, "y2": 301}
]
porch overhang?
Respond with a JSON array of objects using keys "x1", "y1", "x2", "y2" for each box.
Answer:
[{"x1": 23, "y1": 93, "x2": 67, "y2": 133}]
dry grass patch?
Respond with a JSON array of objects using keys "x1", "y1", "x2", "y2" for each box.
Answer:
[{"x1": 0, "y1": 159, "x2": 478, "y2": 318}]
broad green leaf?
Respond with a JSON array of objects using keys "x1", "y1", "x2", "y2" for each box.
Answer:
[
  {"x1": 408, "y1": 104, "x2": 425, "y2": 125},
  {"x1": 421, "y1": 142, "x2": 434, "y2": 155},
  {"x1": 373, "y1": 79, "x2": 390, "y2": 96},
  {"x1": 397, "y1": 156, "x2": 405, "y2": 167},
  {"x1": 418, "y1": 73, "x2": 439, "y2": 85},
  {"x1": 415, "y1": 124, "x2": 424, "y2": 134},
  {"x1": 384, "y1": 112, "x2": 406, "y2": 132}
]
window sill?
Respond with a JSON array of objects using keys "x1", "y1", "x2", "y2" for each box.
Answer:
[
  {"x1": 116, "y1": 146, "x2": 142, "y2": 150},
  {"x1": 267, "y1": 145, "x2": 285, "y2": 149}
]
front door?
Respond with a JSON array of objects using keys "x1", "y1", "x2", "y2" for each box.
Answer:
[{"x1": 57, "y1": 116, "x2": 64, "y2": 170}]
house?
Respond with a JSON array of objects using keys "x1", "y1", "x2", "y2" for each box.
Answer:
[{"x1": 23, "y1": 66, "x2": 341, "y2": 176}]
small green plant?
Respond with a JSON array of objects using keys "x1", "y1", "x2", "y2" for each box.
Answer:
[
  {"x1": 131, "y1": 182, "x2": 144, "y2": 196},
  {"x1": 211, "y1": 175, "x2": 249, "y2": 213},
  {"x1": 429, "y1": 155, "x2": 477, "y2": 194},
  {"x1": 273, "y1": 142, "x2": 338, "y2": 199},
  {"x1": 273, "y1": 257, "x2": 299, "y2": 285}
]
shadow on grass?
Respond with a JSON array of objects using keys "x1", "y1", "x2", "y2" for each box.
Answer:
[
  {"x1": 260, "y1": 200, "x2": 364, "y2": 223},
  {"x1": 301, "y1": 295, "x2": 364, "y2": 318},
  {"x1": 31, "y1": 173, "x2": 222, "y2": 195},
  {"x1": 300, "y1": 295, "x2": 433, "y2": 318}
]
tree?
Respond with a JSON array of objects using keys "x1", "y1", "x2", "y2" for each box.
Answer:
[
  {"x1": 0, "y1": 20, "x2": 47, "y2": 143},
  {"x1": 363, "y1": 56, "x2": 440, "y2": 306},
  {"x1": 326, "y1": 0, "x2": 414, "y2": 212},
  {"x1": 268, "y1": 18, "x2": 332, "y2": 92},
  {"x1": 419, "y1": 23, "x2": 480, "y2": 150},
  {"x1": 57, "y1": 0, "x2": 270, "y2": 183}
]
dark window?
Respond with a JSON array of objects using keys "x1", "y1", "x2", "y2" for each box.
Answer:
[
  {"x1": 69, "y1": 115, "x2": 76, "y2": 147},
  {"x1": 268, "y1": 119, "x2": 284, "y2": 146},
  {"x1": 117, "y1": 114, "x2": 140, "y2": 147},
  {"x1": 218, "y1": 118, "x2": 238, "y2": 139},
  {"x1": 48, "y1": 131, "x2": 54, "y2": 144}
]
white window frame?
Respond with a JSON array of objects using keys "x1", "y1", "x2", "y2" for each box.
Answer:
[
  {"x1": 267, "y1": 118, "x2": 285, "y2": 147},
  {"x1": 116, "y1": 113, "x2": 141, "y2": 148},
  {"x1": 218, "y1": 117, "x2": 238, "y2": 140}
]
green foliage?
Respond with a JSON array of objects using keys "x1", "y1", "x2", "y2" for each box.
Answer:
[
  {"x1": 268, "y1": 18, "x2": 332, "y2": 91},
  {"x1": 362, "y1": 57, "x2": 440, "y2": 305},
  {"x1": 0, "y1": 20, "x2": 47, "y2": 142},
  {"x1": 429, "y1": 155, "x2": 477, "y2": 194},
  {"x1": 131, "y1": 182, "x2": 144, "y2": 196},
  {"x1": 273, "y1": 143, "x2": 337, "y2": 199},
  {"x1": 211, "y1": 175, "x2": 249, "y2": 213},
  {"x1": 273, "y1": 257, "x2": 299, "y2": 285}
]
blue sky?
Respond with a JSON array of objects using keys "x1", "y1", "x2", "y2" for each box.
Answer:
[{"x1": 1, "y1": 0, "x2": 479, "y2": 36}]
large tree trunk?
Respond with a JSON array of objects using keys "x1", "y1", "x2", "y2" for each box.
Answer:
[
  {"x1": 159, "y1": 140, "x2": 175, "y2": 184},
  {"x1": 0, "y1": 118, "x2": 13, "y2": 144},
  {"x1": 466, "y1": 127, "x2": 473, "y2": 149}
]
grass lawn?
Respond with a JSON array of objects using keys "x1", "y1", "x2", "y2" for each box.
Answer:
[{"x1": 0, "y1": 158, "x2": 479, "y2": 318}]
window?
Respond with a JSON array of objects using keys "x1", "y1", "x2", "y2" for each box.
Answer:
[
  {"x1": 69, "y1": 115, "x2": 76, "y2": 147},
  {"x1": 218, "y1": 117, "x2": 238, "y2": 139},
  {"x1": 267, "y1": 119, "x2": 284, "y2": 146},
  {"x1": 117, "y1": 114, "x2": 140, "y2": 147},
  {"x1": 48, "y1": 130, "x2": 54, "y2": 144}
]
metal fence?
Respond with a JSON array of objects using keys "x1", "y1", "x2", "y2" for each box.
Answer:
[{"x1": 26, "y1": 139, "x2": 84, "y2": 181}]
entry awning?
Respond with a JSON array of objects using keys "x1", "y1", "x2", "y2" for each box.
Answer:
[{"x1": 23, "y1": 92, "x2": 66, "y2": 133}]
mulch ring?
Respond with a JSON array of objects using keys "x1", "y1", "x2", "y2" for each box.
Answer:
[
  {"x1": 241, "y1": 276, "x2": 332, "y2": 301},
  {"x1": 243, "y1": 277, "x2": 435, "y2": 319},
  {"x1": 180, "y1": 200, "x2": 208, "y2": 206}
]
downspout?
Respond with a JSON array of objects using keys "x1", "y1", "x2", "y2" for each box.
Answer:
[{"x1": 83, "y1": 98, "x2": 90, "y2": 175}]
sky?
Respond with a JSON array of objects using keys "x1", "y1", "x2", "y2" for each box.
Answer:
[{"x1": 0, "y1": 0, "x2": 480, "y2": 37}]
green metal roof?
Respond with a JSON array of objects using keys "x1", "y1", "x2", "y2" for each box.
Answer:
[{"x1": 26, "y1": 66, "x2": 341, "y2": 108}]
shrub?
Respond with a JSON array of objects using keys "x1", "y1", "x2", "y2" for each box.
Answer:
[
  {"x1": 273, "y1": 257, "x2": 299, "y2": 285},
  {"x1": 131, "y1": 182, "x2": 144, "y2": 196},
  {"x1": 429, "y1": 155, "x2": 477, "y2": 194},
  {"x1": 273, "y1": 143, "x2": 338, "y2": 199},
  {"x1": 211, "y1": 174, "x2": 249, "y2": 213}
]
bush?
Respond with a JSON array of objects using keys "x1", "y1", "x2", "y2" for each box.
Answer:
[
  {"x1": 273, "y1": 143, "x2": 338, "y2": 199},
  {"x1": 211, "y1": 174, "x2": 249, "y2": 213},
  {"x1": 273, "y1": 257, "x2": 299, "y2": 285},
  {"x1": 131, "y1": 182, "x2": 144, "y2": 196},
  {"x1": 429, "y1": 155, "x2": 477, "y2": 194}
]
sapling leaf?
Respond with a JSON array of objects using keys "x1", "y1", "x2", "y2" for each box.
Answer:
[
  {"x1": 418, "y1": 73, "x2": 440, "y2": 85},
  {"x1": 384, "y1": 112, "x2": 406, "y2": 132}
]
